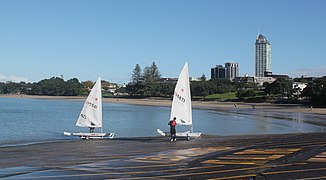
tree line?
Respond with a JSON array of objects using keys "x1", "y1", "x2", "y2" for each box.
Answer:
[
  {"x1": 124, "y1": 62, "x2": 326, "y2": 106},
  {"x1": 1, "y1": 62, "x2": 325, "y2": 106},
  {"x1": 0, "y1": 77, "x2": 84, "y2": 96},
  {"x1": 0, "y1": 77, "x2": 119, "y2": 96},
  {"x1": 125, "y1": 62, "x2": 263, "y2": 99},
  {"x1": 124, "y1": 62, "x2": 241, "y2": 98}
]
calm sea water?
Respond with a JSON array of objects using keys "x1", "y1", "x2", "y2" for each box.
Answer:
[{"x1": 0, "y1": 98, "x2": 324, "y2": 146}]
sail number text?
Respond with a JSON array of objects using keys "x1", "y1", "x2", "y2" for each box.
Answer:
[
  {"x1": 81, "y1": 113, "x2": 87, "y2": 119},
  {"x1": 175, "y1": 92, "x2": 186, "y2": 103},
  {"x1": 86, "y1": 101, "x2": 97, "y2": 109}
]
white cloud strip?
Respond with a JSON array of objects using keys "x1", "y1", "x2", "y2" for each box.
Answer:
[
  {"x1": 0, "y1": 73, "x2": 29, "y2": 83},
  {"x1": 290, "y1": 67, "x2": 326, "y2": 78}
]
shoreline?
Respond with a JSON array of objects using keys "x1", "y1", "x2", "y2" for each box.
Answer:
[
  {"x1": 1, "y1": 93, "x2": 325, "y2": 115},
  {"x1": 2, "y1": 94, "x2": 326, "y2": 127},
  {"x1": 1, "y1": 94, "x2": 325, "y2": 145}
]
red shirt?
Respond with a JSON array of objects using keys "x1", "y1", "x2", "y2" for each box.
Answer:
[{"x1": 171, "y1": 120, "x2": 176, "y2": 126}]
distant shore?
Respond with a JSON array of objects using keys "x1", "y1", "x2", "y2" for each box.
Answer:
[{"x1": 1, "y1": 94, "x2": 325, "y2": 115}]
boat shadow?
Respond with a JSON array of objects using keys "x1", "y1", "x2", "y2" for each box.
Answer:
[{"x1": 112, "y1": 136, "x2": 170, "y2": 143}]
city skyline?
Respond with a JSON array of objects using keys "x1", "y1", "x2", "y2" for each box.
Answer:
[
  {"x1": 211, "y1": 62, "x2": 238, "y2": 81},
  {"x1": 1, "y1": 0, "x2": 326, "y2": 83},
  {"x1": 255, "y1": 34, "x2": 271, "y2": 77}
]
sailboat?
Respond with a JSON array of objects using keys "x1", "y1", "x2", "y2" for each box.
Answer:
[
  {"x1": 157, "y1": 62, "x2": 202, "y2": 140},
  {"x1": 64, "y1": 77, "x2": 114, "y2": 139}
]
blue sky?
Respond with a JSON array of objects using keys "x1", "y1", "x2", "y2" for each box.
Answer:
[{"x1": 1, "y1": 0, "x2": 325, "y2": 83}]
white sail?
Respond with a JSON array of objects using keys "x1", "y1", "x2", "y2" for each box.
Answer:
[
  {"x1": 76, "y1": 77, "x2": 102, "y2": 128},
  {"x1": 170, "y1": 62, "x2": 192, "y2": 126}
]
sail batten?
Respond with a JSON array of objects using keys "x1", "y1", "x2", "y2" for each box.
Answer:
[
  {"x1": 170, "y1": 62, "x2": 192, "y2": 126},
  {"x1": 76, "y1": 77, "x2": 102, "y2": 128}
]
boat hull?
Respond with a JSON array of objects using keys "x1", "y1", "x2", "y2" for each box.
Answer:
[
  {"x1": 177, "y1": 131, "x2": 202, "y2": 138},
  {"x1": 64, "y1": 132, "x2": 114, "y2": 139},
  {"x1": 157, "y1": 129, "x2": 202, "y2": 138}
]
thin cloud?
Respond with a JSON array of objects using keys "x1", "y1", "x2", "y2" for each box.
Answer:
[
  {"x1": 289, "y1": 67, "x2": 326, "y2": 78},
  {"x1": 0, "y1": 73, "x2": 29, "y2": 83}
]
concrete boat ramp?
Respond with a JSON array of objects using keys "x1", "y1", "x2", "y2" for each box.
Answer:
[{"x1": 1, "y1": 133, "x2": 326, "y2": 179}]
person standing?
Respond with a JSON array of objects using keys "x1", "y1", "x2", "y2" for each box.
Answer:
[{"x1": 168, "y1": 117, "x2": 177, "y2": 142}]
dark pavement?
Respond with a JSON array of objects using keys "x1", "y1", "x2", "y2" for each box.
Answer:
[{"x1": 1, "y1": 133, "x2": 326, "y2": 179}]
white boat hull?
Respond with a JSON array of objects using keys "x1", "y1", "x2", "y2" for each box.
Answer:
[
  {"x1": 64, "y1": 132, "x2": 115, "y2": 139},
  {"x1": 157, "y1": 129, "x2": 201, "y2": 138},
  {"x1": 177, "y1": 131, "x2": 202, "y2": 138}
]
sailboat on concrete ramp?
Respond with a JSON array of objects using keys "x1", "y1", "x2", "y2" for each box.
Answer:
[
  {"x1": 64, "y1": 77, "x2": 114, "y2": 140},
  {"x1": 157, "y1": 62, "x2": 202, "y2": 140}
]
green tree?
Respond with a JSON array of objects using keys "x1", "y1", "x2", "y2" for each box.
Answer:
[
  {"x1": 143, "y1": 61, "x2": 161, "y2": 84},
  {"x1": 209, "y1": 79, "x2": 233, "y2": 94},
  {"x1": 125, "y1": 83, "x2": 146, "y2": 97},
  {"x1": 293, "y1": 77, "x2": 310, "y2": 84},
  {"x1": 131, "y1": 64, "x2": 142, "y2": 84},
  {"x1": 0, "y1": 82, "x2": 5, "y2": 93},
  {"x1": 200, "y1": 74, "x2": 207, "y2": 81},
  {"x1": 157, "y1": 83, "x2": 174, "y2": 97},
  {"x1": 83, "y1": 80, "x2": 94, "y2": 88},
  {"x1": 236, "y1": 89, "x2": 255, "y2": 100},
  {"x1": 65, "y1": 78, "x2": 83, "y2": 96},
  {"x1": 26, "y1": 77, "x2": 83, "y2": 96},
  {"x1": 302, "y1": 77, "x2": 326, "y2": 106},
  {"x1": 38, "y1": 77, "x2": 65, "y2": 95},
  {"x1": 244, "y1": 89, "x2": 256, "y2": 98},
  {"x1": 0, "y1": 81, "x2": 22, "y2": 94},
  {"x1": 27, "y1": 82, "x2": 42, "y2": 95},
  {"x1": 264, "y1": 78, "x2": 292, "y2": 97},
  {"x1": 236, "y1": 89, "x2": 246, "y2": 100},
  {"x1": 191, "y1": 81, "x2": 210, "y2": 99}
]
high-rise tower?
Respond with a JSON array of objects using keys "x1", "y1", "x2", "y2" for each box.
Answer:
[
  {"x1": 255, "y1": 34, "x2": 271, "y2": 77},
  {"x1": 225, "y1": 62, "x2": 239, "y2": 81},
  {"x1": 211, "y1": 65, "x2": 226, "y2": 79}
]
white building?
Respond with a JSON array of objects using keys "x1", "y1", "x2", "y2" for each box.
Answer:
[
  {"x1": 225, "y1": 62, "x2": 239, "y2": 81},
  {"x1": 255, "y1": 34, "x2": 271, "y2": 77},
  {"x1": 254, "y1": 77, "x2": 276, "y2": 86},
  {"x1": 292, "y1": 82, "x2": 307, "y2": 96}
]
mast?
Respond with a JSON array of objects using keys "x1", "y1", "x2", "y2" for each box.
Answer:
[{"x1": 99, "y1": 77, "x2": 103, "y2": 133}]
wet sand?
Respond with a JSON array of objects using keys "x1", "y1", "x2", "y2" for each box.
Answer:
[{"x1": 1, "y1": 133, "x2": 326, "y2": 179}]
